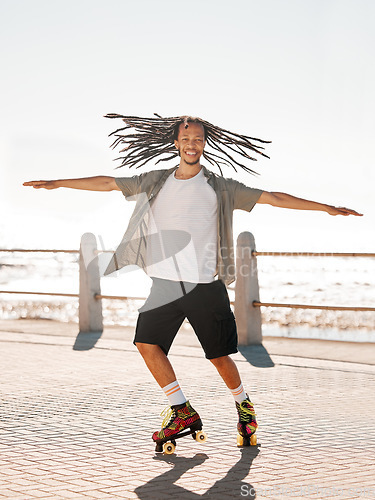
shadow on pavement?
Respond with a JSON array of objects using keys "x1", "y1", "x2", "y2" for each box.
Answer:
[
  {"x1": 135, "y1": 446, "x2": 260, "y2": 499},
  {"x1": 73, "y1": 330, "x2": 103, "y2": 351},
  {"x1": 238, "y1": 344, "x2": 275, "y2": 368}
]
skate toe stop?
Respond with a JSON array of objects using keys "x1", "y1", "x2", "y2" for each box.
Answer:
[{"x1": 155, "y1": 442, "x2": 163, "y2": 453}]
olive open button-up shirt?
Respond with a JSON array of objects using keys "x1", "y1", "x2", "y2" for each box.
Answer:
[{"x1": 103, "y1": 165, "x2": 263, "y2": 285}]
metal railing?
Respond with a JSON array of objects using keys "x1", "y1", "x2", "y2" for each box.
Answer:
[
  {"x1": 0, "y1": 248, "x2": 80, "y2": 299},
  {"x1": 253, "y1": 251, "x2": 375, "y2": 257},
  {"x1": 0, "y1": 290, "x2": 79, "y2": 298},
  {"x1": 250, "y1": 251, "x2": 375, "y2": 313},
  {"x1": 1, "y1": 232, "x2": 374, "y2": 344},
  {"x1": 252, "y1": 301, "x2": 374, "y2": 312},
  {"x1": 0, "y1": 249, "x2": 78, "y2": 253}
]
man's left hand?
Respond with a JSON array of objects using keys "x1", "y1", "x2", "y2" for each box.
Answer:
[{"x1": 326, "y1": 206, "x2": 363, "y2": 216}]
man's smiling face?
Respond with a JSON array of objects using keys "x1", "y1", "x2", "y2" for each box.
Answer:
[{"x1": 174, "y1": 122, "x2": 206, "y2": 166}]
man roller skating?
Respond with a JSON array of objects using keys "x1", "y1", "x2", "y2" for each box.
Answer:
[{"x1": 24, "y1": 114, "x2": 362, "y2": 453}]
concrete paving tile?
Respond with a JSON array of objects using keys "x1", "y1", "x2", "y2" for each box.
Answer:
[
  {"x1": 0, "y1": 490, "x2": 23, "y2": 498},
  {"x1": 83, "y1": 490, "x2": 113, "y2": 498},
  {"x1": 19, "y1": 490, "x2": 54, "y2": 498},
  {"x1": 0, "y1": 469, "x2": 24, "y2": 477}
]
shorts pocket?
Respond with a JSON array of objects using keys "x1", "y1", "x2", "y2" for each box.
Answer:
[
  {"x1": 214, "y1": 309, "x2": 238, "y2": 346},
  {"x1": 214, "y1": 309, "x2": 235, "y2": 321}
]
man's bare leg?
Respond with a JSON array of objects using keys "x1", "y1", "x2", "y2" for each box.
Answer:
[
  {"x1": 209, "y1": 355, "x2": 242, "y2": 390},
  {"x1": 136, "y1": 345, "x2": 243, "y2": 393},
  {"x1": 135, "y1": 342, "x2": 177, "y2": 388},
  {"x1": 136, "y1": 342, "x2": 202, "y2": 445},
  {"x1": 210, "y1": 355, "x2": 257, "y2": 442}
]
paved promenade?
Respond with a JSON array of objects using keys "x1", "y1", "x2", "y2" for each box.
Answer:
[{"x1": 1, "y1": 319, "x2": 375, "y2": 500}]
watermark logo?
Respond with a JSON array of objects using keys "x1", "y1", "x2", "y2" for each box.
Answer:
[{"x1": 241, "y1": 484, "x2": 375, "y2": 498}]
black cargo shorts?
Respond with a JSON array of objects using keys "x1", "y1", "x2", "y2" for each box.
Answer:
[{"x1": 134, "y1": 278, "x2": 238, "y2": 359}]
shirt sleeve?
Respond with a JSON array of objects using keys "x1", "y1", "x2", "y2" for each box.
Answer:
[
  {"x1": 233, "y1": 180, "x2": 263, "y2": 212},
  {"x1": 115, "y1": 175, "x2": 142, "y2": 199}
]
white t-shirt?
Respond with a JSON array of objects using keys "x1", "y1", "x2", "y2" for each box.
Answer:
[{"x1": 146, "y1": 169, "x2": 218, "y2": 283}]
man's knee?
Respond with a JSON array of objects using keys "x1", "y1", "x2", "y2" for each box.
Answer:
[
  {"x1": 135, "y1": 341, "x2": 150, "y2": 352},
  {"x1": 135, "y1": 342, "x2": 161, "y2": 355},
  {"x1": 209, "y1": 355, "x2": 231, "y2": 367}
]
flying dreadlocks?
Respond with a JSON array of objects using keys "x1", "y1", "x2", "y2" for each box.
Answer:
[{"x1": 105, "y1": 113, "x2": 271, "y2": 176}]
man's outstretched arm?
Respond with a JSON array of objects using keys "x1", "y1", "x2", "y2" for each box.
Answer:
[
  {"x1": 257, "y1": 191, "x2": 363, "y2": 216},
  {"x1": 23, "y1": 176, "x2": 120, "y2": 192}
]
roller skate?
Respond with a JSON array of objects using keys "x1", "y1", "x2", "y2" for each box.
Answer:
[
  {"x1": 236, "y1": 397, "x2": 258, "y2": 447},
  {"x1": 152, "y1": 400, "x2": 207, "y2": 454}
]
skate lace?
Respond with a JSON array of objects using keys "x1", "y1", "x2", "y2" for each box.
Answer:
[
  {"x1": 160, "y1": 406, "x2": 176, "y2": 428},
  {"x1": 239, "y1": 400, "x2": 256, "y2": 419}
]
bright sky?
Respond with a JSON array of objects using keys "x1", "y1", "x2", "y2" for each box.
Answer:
[{"x1": 1, "y1": 0, "x2": 374, "y2": 254}]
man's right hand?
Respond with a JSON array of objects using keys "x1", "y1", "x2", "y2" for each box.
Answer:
[
  {"x1": 23, "y1": 176, "x2": 120, "y2": 191},
  {"x1": 23, "y1": 180, "x2": 59, "y2": 189}
]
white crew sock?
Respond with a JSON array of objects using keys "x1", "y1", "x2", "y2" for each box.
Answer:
[
  {"x1": 230, "y1": 383, "x2": 247, "y2": 404},
  {"x1": 162, "y1": 381, "x2": 187, "y2": 406}
]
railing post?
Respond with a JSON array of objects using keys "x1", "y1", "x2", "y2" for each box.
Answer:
[
  {"x1": 234, "y1": 232, "x2": 262, "y2": 345},
  {"x1": 79, "y1": 233, "x2": 103, "y2": 332}
]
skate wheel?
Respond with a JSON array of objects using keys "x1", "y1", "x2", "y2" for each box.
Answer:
[
  {"x1": 237, "y1": 434, "x2": 245, "y2": 447},
  {"x1": 163, "y1": 442, "x2": 176, "y2": 455},
  {"x1": 237, "y1": 434, "x2": 251, "y2": 447},
  {"x1": 195, "y1": 431, "x2": 207, "y2": 443},
  {"x1": 250, "y1": 434, "x2": 257, "y2": 446},
  {"x1": 237, "y1": 434, "x2": 256, "y2": 447}
]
